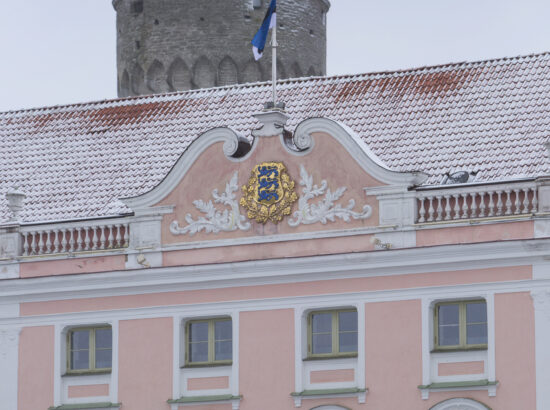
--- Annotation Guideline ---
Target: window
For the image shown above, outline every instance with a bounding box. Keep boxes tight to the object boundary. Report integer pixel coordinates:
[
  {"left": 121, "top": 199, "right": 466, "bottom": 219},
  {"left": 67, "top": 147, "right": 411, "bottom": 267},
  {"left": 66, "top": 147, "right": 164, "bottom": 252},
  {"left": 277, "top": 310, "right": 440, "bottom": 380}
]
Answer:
[
  {"left": 186, "top": 318, "right": 232, "bottom": 366},
  {"left": 308, "top": 309, "right": 357, "bottom": 358},
  {"left": 434, "top": 300, "right": 487, "bottom": 350},
  {"left": 67, "top": 326, "right": 112, "bottom": 374}
]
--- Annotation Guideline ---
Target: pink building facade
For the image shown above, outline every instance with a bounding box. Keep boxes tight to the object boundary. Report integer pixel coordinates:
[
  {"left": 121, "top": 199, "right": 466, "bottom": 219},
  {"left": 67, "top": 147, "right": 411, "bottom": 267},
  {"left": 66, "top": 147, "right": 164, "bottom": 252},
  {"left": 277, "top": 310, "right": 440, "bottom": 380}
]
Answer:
[{"left": 2, "top": 52, "right": 550, "bottom": 410}]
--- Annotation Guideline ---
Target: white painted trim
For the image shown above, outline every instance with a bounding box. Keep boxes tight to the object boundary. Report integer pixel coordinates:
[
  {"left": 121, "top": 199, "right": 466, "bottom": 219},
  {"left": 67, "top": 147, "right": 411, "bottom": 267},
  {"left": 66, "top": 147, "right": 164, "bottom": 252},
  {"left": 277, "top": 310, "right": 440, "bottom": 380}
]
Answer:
[
  {"left": 172, "top": 316, "right": 180, "bottom": 400},
  {"left": 292, "top": 117, "right": 428, "bottom": 186},
  {"left": 430, "top": 397, "right": 491, "bottom": 410},
  {"left": 3, "top": 238, "right": 550, "bottom": 306},
  {"left": 120, "top": 127, "right": 251, "bottom": 210},
  {"left": 531, "top": 288, "right": 550, "bottom": 410},
  {"left": 0, "top": 327, "right": 20, "bottom": 410},
  {"left": 54, "top": 320, "right": 118, "bottom": 407},
  {"left": 421, "top": 293, "right": 496, "bottom": 399}
]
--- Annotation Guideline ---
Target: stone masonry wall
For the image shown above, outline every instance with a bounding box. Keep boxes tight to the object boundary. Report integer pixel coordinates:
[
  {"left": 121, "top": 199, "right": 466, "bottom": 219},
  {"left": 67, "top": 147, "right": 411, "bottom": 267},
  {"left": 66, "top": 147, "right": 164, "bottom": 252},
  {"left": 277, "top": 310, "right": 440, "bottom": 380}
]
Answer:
[{"left": 113, "top": 0, "right": 330, "bottom": 97}]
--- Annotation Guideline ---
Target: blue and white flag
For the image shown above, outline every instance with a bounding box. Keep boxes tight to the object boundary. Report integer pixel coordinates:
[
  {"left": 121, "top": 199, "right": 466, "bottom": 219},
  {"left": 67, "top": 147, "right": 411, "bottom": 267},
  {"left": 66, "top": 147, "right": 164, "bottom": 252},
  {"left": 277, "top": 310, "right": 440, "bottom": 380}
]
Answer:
[{"left": 251, "top": 0, "right": 276, "bottom": 61}]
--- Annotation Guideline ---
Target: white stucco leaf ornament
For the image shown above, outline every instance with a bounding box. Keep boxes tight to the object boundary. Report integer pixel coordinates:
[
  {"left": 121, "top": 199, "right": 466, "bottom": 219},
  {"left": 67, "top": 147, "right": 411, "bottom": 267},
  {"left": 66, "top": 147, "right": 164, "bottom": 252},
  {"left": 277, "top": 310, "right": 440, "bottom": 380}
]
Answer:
[
  {"left": 170, "top": 172, "right": 251, "bottom": 236},
  {"left": 288, "top": 165, "right": 372, "bottom": 226}
]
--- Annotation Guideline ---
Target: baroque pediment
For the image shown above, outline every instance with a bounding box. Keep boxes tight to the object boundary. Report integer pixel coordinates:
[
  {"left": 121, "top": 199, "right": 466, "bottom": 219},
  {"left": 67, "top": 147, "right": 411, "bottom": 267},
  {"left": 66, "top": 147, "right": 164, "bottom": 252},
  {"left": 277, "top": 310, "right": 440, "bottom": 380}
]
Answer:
[{"left": 120, "top": 111, "right": 428, "bottom": 243}]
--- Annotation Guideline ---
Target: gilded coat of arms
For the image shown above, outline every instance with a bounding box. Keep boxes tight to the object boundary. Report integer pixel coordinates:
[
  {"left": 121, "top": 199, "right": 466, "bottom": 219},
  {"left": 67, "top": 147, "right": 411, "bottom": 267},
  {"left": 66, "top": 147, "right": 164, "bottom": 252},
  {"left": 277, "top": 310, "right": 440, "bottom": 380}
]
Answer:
[{"left": 240, "top": 162, "right": 298, "bottom": 224}]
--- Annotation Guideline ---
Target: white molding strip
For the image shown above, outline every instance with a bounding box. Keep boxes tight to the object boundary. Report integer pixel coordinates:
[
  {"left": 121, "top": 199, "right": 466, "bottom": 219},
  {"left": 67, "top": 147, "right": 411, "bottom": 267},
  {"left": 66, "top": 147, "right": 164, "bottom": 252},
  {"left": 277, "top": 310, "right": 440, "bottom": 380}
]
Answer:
[{"left": 2, "top": 238, "right": 550, "bottom": 305}]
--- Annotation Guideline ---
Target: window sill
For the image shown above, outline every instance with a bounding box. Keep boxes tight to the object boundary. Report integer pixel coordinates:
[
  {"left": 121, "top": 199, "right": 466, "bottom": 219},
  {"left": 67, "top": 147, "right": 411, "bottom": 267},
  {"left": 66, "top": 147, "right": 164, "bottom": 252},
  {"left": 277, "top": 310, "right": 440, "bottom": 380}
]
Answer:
[
  {"left": 181, "top": 362, "right": 232, "bottom": 369},
  {"left": 167, "top": 395, "right": 242, "bottom": 409},
  {"left": 418, "top": 379, "right": 498, "bottom": 400},
  {"left": 48, "top": 402, "right": 120, "bottom": 410},
  {"left": 62, "top": 370, "right": 111, "bottom": 377},
  {"left": 290, "top": 387, "right": 367, "bottom": 407},
  {"left": 303, "top": 353, "right": 358, "bottom": 361},
  {"left": 431, "top": 347, "right": 488, "bottom": 353}
]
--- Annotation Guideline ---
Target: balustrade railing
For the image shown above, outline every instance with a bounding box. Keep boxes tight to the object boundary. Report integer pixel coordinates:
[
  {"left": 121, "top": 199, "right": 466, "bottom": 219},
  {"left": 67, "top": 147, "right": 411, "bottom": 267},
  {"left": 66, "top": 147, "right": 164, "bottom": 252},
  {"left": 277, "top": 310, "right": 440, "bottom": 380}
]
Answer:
[
  {"left": 20, "top": 219, "right": 129, "bottom": 256},
  {"left": 416, "top": 181, "right": 538, "bottom": 223}
]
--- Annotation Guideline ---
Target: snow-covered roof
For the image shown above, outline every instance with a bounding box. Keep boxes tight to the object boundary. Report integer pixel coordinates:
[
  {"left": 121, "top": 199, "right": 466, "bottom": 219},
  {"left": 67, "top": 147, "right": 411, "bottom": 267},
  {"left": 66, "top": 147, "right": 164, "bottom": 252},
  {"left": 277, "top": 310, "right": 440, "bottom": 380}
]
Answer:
[{"left": 2, "top": 52, "right": 550, "bottom": 224}]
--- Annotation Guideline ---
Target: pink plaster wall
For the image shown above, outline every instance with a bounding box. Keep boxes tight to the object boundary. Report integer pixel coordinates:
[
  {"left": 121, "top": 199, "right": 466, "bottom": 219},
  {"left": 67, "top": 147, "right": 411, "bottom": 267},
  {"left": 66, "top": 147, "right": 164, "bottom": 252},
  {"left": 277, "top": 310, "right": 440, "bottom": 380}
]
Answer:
[
  {"left": 438, "top": 361, "right": 484, "bottom": 376},
  {"left": 20, "top": 255, "right": 126, "bottom": 278},
  {"left": 18, "top": 326, "right": 54, "bottom": 410},
  {"left": 492, "top": 292, "right": 536, "bottom": 408},
  {"left": 20, "top": 265, "right": 531, "bottom": 316},
  {"left": 187, "top": 376, "right": 229, "bottom": 391},
  {"left": 118, "top": 318, "right": 173, "bottom": 410},
  {"left": 163, "top": 234, "right": 375, "bottom": 267},
  {"left": 158, "top": 132, "right": 384, "bottom": 246},
  {"left": 239, "top": 309, "right": 295, "bottom": 410},
  {"left": 364, "top": 300, "right": 423, "bottom": 408},
  {"left": 419, "top": 292, "right": 536, "bottom": 409},
  {"left": 310, "top": 369, "right": 355, "bottom": 384},
  {"left": 67, "top": 384, "right": 109, "bottom": 398},
  {"left": 416, "top": 221, "right": 534, "bottom": 247}
]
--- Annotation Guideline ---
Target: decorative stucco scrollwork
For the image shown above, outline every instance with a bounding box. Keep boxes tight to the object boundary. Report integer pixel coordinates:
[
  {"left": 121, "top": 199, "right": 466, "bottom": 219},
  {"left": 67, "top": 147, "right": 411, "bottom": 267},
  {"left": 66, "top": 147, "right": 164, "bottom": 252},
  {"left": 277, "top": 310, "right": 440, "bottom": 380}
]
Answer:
[
  {"left": 170, "top": 172, "right": 251, "bottom": 236},
  {"left": 288, "top": 165, "right": 372, "bottom": 226}
]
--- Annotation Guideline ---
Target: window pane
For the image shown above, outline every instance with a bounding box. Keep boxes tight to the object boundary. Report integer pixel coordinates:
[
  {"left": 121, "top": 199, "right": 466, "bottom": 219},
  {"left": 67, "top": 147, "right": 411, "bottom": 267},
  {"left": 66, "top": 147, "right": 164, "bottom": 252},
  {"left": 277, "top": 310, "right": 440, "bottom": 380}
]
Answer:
[
  {"left": 312, "top": 313, "right": 332, "bottom": 333},
  {"left": 215, "top": 340, "right": 232, "bottom": 361},
  {"left": 189, "top": 341, "right": 209, "bottom": 362},
  {"left": 215, "top": 320, "right": 232, "bottom": 341},
  {"left": 339, "top": 331, "right": 357, "bottom": 353},
  {"left": 466, "top": 302, "right": 487, "bottom": 323},
  {"left": 467, "top": 323, "right": 488, "bottom": 345},
  {"left": 439, "top": 324, "right": 460, "bottom": 346},
  {"left": 71, "top": 350, "right": 89, "bottom": 370},
  {"left": 312, "top": 333, "right": 332, "bottom": 354},
  {"left": 71, "top": 330, "right": 89, "bottom": 350},
  {"left": 95, "top": 328, "right": 112, "bottom": 349},
  {"left": 438, "top": 304, "right": 459, "bottom": 325},
  {"left": 95, "top": 349, "right": 112, "bottom": 369},
  {"left": 189, "top": 322, "right": 208, "bottom": 342},
  {"left": 338, "top": 311, "right": 357, "bottom": 332}
]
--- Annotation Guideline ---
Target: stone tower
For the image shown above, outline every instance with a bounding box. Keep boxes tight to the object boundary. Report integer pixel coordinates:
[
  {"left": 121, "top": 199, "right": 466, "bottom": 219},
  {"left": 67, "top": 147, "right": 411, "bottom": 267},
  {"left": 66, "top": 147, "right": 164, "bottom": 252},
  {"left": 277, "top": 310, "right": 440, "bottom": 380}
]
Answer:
[{"left": 112, "top": 0, "right": 330, "bottom": 97}]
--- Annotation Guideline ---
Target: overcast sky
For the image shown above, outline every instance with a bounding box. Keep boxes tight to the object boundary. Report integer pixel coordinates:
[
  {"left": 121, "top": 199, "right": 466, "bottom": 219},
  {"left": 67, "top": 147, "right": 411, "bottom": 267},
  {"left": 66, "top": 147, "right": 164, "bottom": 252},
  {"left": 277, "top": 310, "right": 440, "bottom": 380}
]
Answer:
[{"left": 1, "top": 0, "right": 549, "bottom": 112}]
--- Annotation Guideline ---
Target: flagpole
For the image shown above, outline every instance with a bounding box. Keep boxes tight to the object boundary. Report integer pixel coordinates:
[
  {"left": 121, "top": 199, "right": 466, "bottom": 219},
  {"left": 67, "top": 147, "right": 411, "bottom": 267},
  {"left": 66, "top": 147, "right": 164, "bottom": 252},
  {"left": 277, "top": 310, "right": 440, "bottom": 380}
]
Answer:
[{"left": 271, "top": 15, "right": 277, "bottom": 106}]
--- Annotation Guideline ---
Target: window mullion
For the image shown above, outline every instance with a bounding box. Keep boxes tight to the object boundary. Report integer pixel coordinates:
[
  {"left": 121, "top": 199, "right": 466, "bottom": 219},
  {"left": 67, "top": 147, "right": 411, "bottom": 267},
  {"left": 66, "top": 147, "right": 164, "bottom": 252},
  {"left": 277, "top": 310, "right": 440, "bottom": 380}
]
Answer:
[
  {"left": 208, "top": 320, "right": 214, "bottom": 363},
  {"left": 90, "top": 328, "right": 95, "bottom": 371},
  {"left": 332, "top": 312, "right": 338, "bottom": 354},
  {"left": 460, "top": 303, "right": 466, "bottom": 348}
]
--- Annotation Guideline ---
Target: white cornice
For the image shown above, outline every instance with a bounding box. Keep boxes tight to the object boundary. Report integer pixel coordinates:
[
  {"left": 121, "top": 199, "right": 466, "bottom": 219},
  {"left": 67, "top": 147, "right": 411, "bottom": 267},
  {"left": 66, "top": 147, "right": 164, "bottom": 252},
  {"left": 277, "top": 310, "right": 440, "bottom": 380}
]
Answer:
[
  {"left": 2, "top": 238, "right": 550, "bottom": 304},
  {"left": 120, "top": 127, "right": 252, "bottom": 210},
  {"left": 292, "top": 118, "right": 429, "bottom": 186}
]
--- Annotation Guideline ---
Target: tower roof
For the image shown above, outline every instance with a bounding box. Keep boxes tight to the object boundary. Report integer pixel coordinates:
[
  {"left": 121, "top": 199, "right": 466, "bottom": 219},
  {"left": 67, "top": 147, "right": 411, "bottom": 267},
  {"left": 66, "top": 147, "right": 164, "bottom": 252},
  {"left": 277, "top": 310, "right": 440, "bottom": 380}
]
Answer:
[{"left": 1, "top": 51, "right": 550, "bottom": 223}]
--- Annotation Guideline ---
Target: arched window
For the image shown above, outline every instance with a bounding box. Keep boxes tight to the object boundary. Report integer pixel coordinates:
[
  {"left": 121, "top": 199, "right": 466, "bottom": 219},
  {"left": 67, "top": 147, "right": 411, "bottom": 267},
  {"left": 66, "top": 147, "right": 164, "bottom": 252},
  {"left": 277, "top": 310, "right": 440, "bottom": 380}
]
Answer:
[
  {"left": 430, "top": 398, "right": 490, "bottom": 410},
  {"left": 310, "top": 406, "right": 351, "bottom": 410}
]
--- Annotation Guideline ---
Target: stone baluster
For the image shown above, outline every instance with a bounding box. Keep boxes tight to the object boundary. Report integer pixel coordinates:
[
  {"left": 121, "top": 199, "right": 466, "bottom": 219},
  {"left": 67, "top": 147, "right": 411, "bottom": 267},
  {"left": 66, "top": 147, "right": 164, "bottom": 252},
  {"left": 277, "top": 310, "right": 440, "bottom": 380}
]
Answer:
[
  {"left": 92, "top": 227, "right": 99, "bottom": 250},
  {"left": 22, "top": 232, "right": 29, "bottom": 256},
  {"left": 532, "top": 188, "right": 538, "bottom": 212},
  {"left": 108, "top": 225, "right": 114, "bottom": 248},
  {"left": 427, "top": 197, "right": 434, "bottom": 222},
  {"left": 488, "top": 191, "right": 495, "bottom": 217},
  {"left": 478, "top": 191, "right": 486, "bottom": 217},
  {"left": 443, "top": 194, "right": 451, "bottom": 220},
  {"left": 435, "top": 196, "right": 443, "bottom": 221},
  {"left": 522, "top": 188, "right": 530, "bottom": 213},
  {"left": 461, "top": 193, "right": 469, "bottom": 219},
  {"left": 496, "top": 190, "right": 503, "bottom": 215},
  {"left": 100, "top": 225, "right": 106, "bottom": 250},
  {"left": 452, "top": 194, "right": 460, "bottom": 220},
  {"left": 61, "top": 229, "right": 67, "bottom": 252},
  {"left": 470, "top": 192, "right": 478, "bottom": 218},
  {"left": 513, "top": 189, "right": 521, "bottom": 214},
  {"left": 505, "top": 189, "right": 512, "bottom": 215}
]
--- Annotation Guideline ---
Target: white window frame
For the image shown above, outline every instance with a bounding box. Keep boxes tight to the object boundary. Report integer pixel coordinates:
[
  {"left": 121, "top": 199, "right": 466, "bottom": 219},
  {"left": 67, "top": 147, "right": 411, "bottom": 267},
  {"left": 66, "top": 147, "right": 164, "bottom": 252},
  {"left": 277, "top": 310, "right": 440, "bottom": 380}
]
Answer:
[{"left": 421, "top": 293, "right": 496, "bottom": 400}]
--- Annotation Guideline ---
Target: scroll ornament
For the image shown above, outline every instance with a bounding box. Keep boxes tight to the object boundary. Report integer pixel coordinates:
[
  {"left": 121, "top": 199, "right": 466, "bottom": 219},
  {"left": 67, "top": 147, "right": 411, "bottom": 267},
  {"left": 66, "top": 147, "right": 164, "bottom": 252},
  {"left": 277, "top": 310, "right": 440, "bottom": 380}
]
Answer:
[
  {"left": 288, "top": 165, "right": 372, "bottom": 226},
  {"left": 169, "top": 172, "right": 251, "bottom": 236}
]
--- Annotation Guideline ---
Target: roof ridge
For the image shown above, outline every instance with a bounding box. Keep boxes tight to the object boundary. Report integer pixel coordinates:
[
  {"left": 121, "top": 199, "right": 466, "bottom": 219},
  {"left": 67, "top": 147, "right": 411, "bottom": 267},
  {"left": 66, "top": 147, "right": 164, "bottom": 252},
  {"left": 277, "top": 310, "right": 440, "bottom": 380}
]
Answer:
[{"left": 1, "top": 50, "right": 549, "bottom": 116}]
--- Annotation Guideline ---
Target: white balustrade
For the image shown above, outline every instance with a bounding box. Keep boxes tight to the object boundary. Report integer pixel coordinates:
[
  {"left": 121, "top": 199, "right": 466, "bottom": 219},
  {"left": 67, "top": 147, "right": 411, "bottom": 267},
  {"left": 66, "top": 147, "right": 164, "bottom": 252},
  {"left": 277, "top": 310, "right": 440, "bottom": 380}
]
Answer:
[
  {"left": 20, "top": 219, "right": 129, "bottom": 256},
  {"left": 416, "top": 182, "right": 538, "bottom": 223}
]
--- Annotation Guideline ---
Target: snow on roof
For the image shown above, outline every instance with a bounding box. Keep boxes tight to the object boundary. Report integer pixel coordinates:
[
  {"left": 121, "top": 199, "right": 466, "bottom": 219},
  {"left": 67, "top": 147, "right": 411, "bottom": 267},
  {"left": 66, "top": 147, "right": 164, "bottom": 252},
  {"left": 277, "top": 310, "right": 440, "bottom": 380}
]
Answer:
[{"left": 1, "top": 52, "right": 550, "bottom": 223}]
